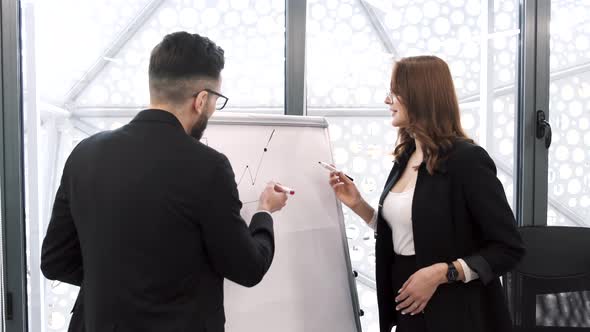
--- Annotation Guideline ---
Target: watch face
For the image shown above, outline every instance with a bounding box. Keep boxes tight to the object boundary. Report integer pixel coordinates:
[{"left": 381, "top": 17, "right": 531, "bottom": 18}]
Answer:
[{"left": 447, "top": 265, "right": 458, "bottom": 281}]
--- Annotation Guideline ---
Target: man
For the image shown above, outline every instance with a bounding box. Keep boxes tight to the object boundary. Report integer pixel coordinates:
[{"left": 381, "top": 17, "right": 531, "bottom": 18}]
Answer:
[{"left": 41, "top": 31, "right": 288, "bottom": 332}]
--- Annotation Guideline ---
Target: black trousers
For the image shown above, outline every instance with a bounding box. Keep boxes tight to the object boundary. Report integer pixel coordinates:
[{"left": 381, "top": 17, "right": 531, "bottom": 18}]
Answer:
[{"left": 391, "top": 255, "right": 428, "bottom": 332}]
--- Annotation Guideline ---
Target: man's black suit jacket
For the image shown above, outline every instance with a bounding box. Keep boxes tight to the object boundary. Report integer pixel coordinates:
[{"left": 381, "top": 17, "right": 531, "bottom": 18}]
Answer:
[{"left": 41, "top": 109, "right": 275, "bottom": 332}]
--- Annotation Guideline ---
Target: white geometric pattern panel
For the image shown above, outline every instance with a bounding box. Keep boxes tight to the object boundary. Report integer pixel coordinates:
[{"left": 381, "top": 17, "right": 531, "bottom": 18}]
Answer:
[
  {"left": 329, "top": 117, "right": 397, "bottom": 278},
  {"left": 489, "top": 93, "right": 517, "bottom": 170},
  {"left": 36, "top": 123, "right": 89, "bottom": 332},
  {"left": 306, "top": 0, "right": 392, "bottom": 107},
  {"left": 31, "top": 0, "right": 153, "bottom": 106},
  {"left": 306, "top": 0, "right": 520, "bottom": 108},
  {"left": 548, "top": 74, "right": 590, "bottom": 227},
  {"left": 548, "top": 0, "right": 590, "bottom": 227},
  {"left": 77, "top": 0, "right": 285, "bottom": 110},
  {"left": 549, "top": 0, "right": 590, "bottom": 72},
  {"left": 356, "top": 282, "right": 379, "bottom": 332}
]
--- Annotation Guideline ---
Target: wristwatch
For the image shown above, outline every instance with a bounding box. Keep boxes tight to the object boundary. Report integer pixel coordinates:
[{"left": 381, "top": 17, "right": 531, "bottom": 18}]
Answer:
[{"left": 446, "top": 262, "right": 459, "bottom": 283}]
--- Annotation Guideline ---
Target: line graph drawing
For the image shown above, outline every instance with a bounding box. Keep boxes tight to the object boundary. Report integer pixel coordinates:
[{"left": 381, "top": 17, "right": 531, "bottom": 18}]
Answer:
[
  {"left": 236, "top": 129, "right": 275, "bottom": 187},
  {"left": 199, "top": 129, "right": 277, "bottom": 206}
]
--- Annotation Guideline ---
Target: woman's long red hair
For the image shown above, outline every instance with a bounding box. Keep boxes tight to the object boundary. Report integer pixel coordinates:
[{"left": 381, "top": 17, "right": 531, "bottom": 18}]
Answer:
[{"left": 391, "top": 56, "right": 473, "bottom": 174}]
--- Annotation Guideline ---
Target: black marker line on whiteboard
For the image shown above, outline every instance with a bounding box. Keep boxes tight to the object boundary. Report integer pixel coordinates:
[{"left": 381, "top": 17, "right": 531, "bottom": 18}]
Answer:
[{"left": 237, "top": 129, "right": 276, "bottom": 186}]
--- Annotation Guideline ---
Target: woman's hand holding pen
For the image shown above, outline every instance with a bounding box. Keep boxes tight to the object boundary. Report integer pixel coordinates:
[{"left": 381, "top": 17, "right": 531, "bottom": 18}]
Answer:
[
  {"left": 328, "top": 168, "right": 375, "bottom": 224},
  {"left": 330, "top": 171, "right": 375, "bottom": 223},
  {"left": 329, "top": 169, "right": 362, "bottom": 209}
]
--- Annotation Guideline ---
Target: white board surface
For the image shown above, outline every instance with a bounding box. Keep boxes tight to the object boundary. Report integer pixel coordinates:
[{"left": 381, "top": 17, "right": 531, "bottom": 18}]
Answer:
[{"left": 203, "top": 113, "right": 361, "bottom": 332}]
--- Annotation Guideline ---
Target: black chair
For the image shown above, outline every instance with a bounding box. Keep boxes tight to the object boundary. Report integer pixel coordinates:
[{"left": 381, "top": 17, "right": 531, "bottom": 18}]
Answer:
[{"left": 505, "top": 226, "right": 590, "bottom": 332}]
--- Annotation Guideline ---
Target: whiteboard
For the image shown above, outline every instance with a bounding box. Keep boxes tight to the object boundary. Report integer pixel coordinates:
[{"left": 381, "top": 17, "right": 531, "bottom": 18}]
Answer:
[{"left": 203, "top": 113, "right": 362, "bottom": 332}]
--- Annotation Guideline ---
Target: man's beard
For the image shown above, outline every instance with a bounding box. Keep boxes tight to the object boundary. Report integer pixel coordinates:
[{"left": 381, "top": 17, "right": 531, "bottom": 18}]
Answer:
[{"left": 190, "top": 112, "right": 209, "bottom": 140}]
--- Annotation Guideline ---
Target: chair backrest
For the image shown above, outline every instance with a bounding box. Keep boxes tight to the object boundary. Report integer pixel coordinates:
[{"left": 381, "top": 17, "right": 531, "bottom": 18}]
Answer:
[{"left": 506, "top": 226, "right": 590, "bottom": 331}]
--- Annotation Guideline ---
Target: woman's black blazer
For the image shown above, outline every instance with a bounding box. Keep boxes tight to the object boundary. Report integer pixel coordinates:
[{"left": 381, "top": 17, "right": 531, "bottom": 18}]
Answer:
[{"left": 375, "top": 140, "right": 525, "bottom": 332}]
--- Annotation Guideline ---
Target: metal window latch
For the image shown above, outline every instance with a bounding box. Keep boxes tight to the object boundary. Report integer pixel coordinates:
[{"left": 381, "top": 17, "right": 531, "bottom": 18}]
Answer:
[{"left": 536, "top": 110, "right": 552, "bottom": 149}]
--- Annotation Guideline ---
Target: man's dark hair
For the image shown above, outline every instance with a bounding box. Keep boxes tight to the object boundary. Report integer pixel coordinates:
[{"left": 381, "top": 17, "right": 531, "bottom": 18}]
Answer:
[{"left": 149, "top": 31, "right": 225, "bottom": 104}]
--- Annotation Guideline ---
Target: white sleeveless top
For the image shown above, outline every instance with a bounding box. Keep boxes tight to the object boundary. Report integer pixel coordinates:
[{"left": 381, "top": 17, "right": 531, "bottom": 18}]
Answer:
[
  {"left": 366, "top": 187, "right": 479, "bottom": 282},
  {"left": 381, "top": 187, "right": 416, "bottom": 255}
]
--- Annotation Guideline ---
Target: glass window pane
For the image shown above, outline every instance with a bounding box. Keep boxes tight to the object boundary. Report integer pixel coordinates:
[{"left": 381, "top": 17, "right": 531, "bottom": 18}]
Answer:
[
  {"left": 34, "top": 0, "right": 155, "bottom": 106},
  {"left": 74, "top": 0, "right": 285, "bottom": 112},
  {"left": 547, "top": 1, "right": 590, "bottom": 227},
  {"left": 24, "top": 0, "right": 286, "bottom": 330},
  {"left": 32, "top": 0, "right": 285, "bottom": 113},
  {"left": 307, "top": 1, "right": 520, "bottom": 330}
]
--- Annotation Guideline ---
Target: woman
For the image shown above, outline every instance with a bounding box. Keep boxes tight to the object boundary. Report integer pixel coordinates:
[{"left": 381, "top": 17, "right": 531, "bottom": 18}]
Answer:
[{"left": 329, "top": 56, "right": 524, "bottom": 332}]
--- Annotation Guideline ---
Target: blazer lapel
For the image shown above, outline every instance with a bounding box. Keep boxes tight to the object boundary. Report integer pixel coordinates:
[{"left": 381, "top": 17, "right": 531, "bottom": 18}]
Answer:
[
  {"left": 379, "top": 142, "right": 415, "bottom": 207},
  {"left": 379, "top": 162, "right": 401, "bottom": 207}
]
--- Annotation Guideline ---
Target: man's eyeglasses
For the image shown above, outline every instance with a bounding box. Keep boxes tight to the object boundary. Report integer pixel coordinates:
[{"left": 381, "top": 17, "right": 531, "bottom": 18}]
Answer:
[{"left": 194, "top": 89, "right": 229, "bottom": 110}]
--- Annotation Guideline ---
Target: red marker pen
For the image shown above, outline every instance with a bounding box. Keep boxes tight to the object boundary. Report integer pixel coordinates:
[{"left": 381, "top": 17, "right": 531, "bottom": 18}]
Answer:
[{"left": 275, "top": 184, "right": 295, "bottom": 195}]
